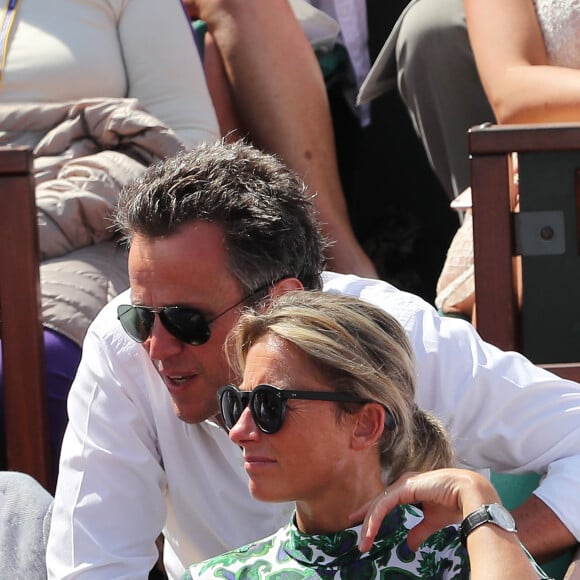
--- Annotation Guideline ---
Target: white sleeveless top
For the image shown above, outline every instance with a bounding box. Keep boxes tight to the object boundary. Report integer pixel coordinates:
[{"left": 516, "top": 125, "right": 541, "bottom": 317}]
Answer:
[{"left": 534, "top": 0, "right": 580, "bottom": 68}]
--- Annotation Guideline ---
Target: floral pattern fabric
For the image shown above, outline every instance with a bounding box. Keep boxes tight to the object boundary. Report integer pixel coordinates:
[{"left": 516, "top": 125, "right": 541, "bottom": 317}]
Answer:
[{"left": 184, "top": 505, "right": 469, "bottom": 579}]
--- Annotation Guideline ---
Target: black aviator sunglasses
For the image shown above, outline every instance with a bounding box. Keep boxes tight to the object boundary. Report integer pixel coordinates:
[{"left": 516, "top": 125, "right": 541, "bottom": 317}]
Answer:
[
  {"left": 117, "top": 286, "right": 267, "bottom": 346},
  {"left": 218, "top": 383, "right": 384, "bottom": 435}
]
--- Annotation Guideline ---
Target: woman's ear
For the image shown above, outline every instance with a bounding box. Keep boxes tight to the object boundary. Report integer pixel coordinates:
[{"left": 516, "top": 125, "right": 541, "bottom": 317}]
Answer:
[
  {"left": 269, "top": 277, "right": 304, "bottom": 298},
  {"left": 351, "top": 403, "right": 385, "bottom": 450}
]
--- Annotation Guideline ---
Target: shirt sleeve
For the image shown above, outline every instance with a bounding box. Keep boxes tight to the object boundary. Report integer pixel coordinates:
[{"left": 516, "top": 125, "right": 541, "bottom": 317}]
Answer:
[
  {"left": 46, "top": 305, "right": 168, "bottom": 579},
  {"left": 117, "top": 0, "right": 219, "bottom": 148},
  {"left": 409, "top": 310, "right": 580, "bottom": 543},
  {"left": 323, "top": 272, "right": 580, "bottom": 542}
]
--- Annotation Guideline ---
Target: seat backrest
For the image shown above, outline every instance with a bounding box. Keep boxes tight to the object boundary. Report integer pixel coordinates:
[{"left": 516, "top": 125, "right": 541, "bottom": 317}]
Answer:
[
  {"left": 469, "top": 123, "right": 580, "bottom": 383},
  {"left": 0, "top": 146, "right": 52, "bottom": 490}
]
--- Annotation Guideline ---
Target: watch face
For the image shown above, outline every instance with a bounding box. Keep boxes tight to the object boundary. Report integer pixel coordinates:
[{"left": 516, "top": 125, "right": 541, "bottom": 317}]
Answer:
[{"left": 488, "top": 503, "right": 516, "bottom": 531}]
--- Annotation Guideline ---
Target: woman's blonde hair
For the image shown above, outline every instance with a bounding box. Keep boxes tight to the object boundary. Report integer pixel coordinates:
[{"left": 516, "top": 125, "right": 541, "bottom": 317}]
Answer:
[{"left": 228, "top": 291, "right": 454, "bottom": 484}]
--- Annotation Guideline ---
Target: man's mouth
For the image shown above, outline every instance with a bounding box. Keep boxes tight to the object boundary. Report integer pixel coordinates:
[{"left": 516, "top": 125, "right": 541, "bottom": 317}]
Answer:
[
  {"left": 164, "top": 373, "right": 197, "bottom": 392},
  {"left": 168, "top": 375, "right": 190, "bottom": 385}
]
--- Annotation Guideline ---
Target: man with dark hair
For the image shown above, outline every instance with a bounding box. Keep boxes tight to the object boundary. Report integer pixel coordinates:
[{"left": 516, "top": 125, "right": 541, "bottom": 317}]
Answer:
[{"left": 47, "top": 140, "right": 580, "bottom": 578}]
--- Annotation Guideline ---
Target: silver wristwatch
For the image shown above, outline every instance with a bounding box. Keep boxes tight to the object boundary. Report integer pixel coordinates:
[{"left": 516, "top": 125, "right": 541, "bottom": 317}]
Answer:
[{"left": 459, "top": 503, "right": 517, "bottom": 545}]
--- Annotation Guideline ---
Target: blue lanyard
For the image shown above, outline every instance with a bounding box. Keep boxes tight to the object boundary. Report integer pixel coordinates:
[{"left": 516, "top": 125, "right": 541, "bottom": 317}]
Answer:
[{"left": 0, "top": 0, "right": 21, "bottom": 83}]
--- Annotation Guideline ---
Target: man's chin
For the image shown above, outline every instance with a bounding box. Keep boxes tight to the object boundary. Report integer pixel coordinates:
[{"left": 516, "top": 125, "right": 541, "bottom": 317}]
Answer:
[{"left": 172, "top": 401, "right": 218, "bottom": 425}]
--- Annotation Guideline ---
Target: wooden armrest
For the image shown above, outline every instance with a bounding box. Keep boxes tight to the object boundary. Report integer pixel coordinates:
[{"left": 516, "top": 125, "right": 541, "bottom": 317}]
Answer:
[{"left": 0, "top": 146, "right": 52, "bottom": 490}]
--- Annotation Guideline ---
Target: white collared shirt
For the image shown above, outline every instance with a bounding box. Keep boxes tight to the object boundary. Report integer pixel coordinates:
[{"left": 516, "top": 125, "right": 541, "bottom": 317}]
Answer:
[{"left": 47, "top": 272, "right": 580, "bottom": 579}]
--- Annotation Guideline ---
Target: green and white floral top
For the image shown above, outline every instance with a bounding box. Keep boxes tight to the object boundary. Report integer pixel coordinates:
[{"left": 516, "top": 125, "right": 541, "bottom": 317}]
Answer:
[{"left": 184, "top": 504, "right": 469, "bottom": 579}]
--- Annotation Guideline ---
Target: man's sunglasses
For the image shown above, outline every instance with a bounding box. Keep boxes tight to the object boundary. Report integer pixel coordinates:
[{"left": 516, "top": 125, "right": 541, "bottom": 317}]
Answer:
[
  {"left": 218, "top": 383, "right": 375, "bottom": 435},
  {"left": 117, "top": 287, "right": 266, "bottom": 346}
]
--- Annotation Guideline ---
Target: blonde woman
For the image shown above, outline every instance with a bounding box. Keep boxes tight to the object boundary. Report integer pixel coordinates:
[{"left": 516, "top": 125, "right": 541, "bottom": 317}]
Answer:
[{"left": 186, "top": 291, "right": 548, "bottom": 579}]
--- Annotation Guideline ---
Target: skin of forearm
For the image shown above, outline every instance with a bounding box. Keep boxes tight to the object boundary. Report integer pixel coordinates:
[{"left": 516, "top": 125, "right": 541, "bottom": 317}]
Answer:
[
  {"left": 199, "top": 0, "right": 352, "bottom": 226},
  {"left": 194, "top": 0, "right": 378, "bottom": 277},
  {"left": 485, "top": 65, "right": 580, "bottom": 124},
  {"left": 448, "top": 477, "right": 537, "bottom": 579},
  {"left": 512, "top": 494, "right": 578, "bottom": 562},
  {"left": 465, "top": 0, "right": 580, "bottom": 125},
  {"left": 202, "top": 34, "right": 243, "bottom": 137},
  {"left": 467, "top": 525, "right": 539, "bottom": 580}
]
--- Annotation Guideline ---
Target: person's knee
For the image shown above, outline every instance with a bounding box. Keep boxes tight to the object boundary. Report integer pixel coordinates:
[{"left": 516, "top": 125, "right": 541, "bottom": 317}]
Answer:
[
  {"left": 396, "top": 0, "right": 466, "bottom": 76},
  {"left": 0, "top": 472, "right": 53, "bottom": 578},
  {"left": 0, "top": 472, "right": 53, "bottom": 513},
  {"left": 0, "top": 471, "right": 53, "bottom": 548}
]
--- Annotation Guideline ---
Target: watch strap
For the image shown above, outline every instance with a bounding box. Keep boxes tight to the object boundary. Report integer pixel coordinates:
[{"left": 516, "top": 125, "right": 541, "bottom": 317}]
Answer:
[
  {"left": 460, "top": 506, "right": 490, "bottom": 544},
  {"left": 459, "top": 504, "right": 516, "bottom": 545}
]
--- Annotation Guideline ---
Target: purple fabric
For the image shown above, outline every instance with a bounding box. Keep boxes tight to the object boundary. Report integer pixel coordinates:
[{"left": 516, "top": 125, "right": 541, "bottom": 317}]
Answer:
[{"left": 0, "top": 328, "right": 81, "bottom": 476}]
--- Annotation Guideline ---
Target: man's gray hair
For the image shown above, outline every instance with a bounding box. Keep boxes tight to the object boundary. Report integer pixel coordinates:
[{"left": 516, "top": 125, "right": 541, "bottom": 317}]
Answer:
[{"left": 115, "top": 140, "right": 328, "bottom": 293}]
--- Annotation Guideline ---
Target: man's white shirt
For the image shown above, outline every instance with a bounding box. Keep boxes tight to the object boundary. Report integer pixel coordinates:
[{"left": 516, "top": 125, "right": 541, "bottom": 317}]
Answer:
[{"left": 47, "top": 272, "right": 580, "bottom": 579}]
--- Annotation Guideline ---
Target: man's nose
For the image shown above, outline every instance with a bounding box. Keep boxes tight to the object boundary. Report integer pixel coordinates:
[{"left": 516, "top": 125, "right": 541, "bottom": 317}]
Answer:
[{"left": 145, "top": 315, "right": 183, "bottom": 360}]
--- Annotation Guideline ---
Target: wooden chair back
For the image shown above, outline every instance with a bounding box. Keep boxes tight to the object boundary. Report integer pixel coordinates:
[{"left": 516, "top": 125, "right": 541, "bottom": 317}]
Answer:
[
  {"left": 0, "top": 146, "right": 52, "bottom": 490},
  {"left": 469, "top": 123, "right": 580, "bottom": 382}
]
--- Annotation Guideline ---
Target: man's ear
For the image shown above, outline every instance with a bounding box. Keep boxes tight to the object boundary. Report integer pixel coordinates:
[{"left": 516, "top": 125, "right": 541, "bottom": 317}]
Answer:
[
  {"left": 269, "top": 277, "right": 304, "bottom": 298},
  {"left": 352, "top": 403, "right": 385, "bottom": 450}
]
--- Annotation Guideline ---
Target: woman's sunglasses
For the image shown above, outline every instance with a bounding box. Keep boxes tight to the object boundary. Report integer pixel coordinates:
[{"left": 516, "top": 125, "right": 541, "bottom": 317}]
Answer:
[
  {"left": 218, "top": 383, "right": 374, "bottom": 434},
  {"left": 117, "top": 287, "right": 265, "bottom": 346}
]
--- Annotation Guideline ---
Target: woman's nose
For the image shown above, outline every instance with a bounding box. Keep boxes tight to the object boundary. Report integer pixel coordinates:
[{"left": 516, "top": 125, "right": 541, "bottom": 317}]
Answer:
[{"left": 229, "top": 405, "right": 259, "bottom": 444}]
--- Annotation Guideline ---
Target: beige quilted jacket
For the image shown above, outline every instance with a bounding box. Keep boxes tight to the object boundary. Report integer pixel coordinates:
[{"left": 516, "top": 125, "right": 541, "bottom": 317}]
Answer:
[{"left": 0, "top": 98, "right": 185, "bottom": 344}]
